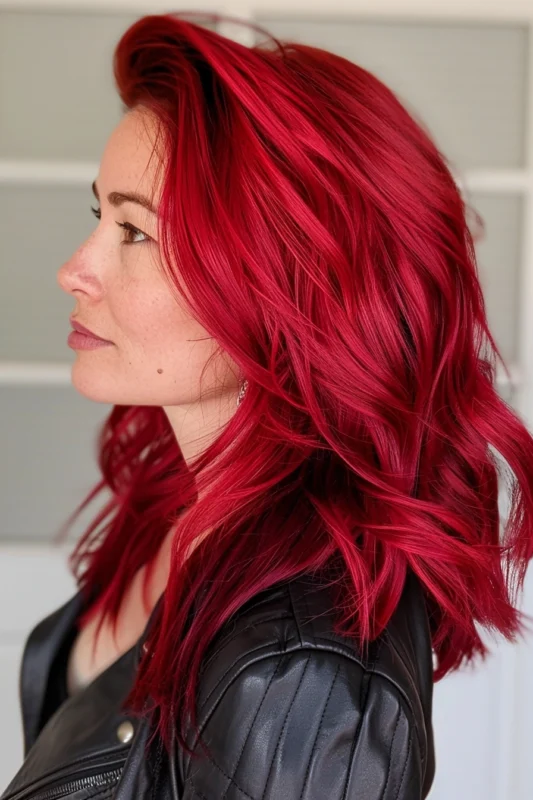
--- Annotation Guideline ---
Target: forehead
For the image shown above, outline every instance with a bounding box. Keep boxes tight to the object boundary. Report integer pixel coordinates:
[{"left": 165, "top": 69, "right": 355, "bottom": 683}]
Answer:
[{"left": 99, "top": 108, "right": 163, "bottom": 202}]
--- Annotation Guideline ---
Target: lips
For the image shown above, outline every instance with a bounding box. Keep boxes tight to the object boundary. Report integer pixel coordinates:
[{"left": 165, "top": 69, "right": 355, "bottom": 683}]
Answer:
[{"left": 69, "top": 318, "right": 111, "bottom": 343}]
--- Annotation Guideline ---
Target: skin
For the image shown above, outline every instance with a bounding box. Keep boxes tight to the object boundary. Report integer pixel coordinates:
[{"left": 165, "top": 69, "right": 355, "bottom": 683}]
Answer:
[
  {"left": 57, "top": 106, "right": 242, "bottom": 468},
  {"left": 57, "top": 107, "right": 242, "bottom": 691}
]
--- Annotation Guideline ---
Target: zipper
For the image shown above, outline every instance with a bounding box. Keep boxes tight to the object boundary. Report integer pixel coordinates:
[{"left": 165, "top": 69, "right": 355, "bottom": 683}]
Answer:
[
  {"left": 22, "top": 767, "right": 123, "bottom": 800},
  {"left": 4, "top": 757, "right": 127, "bottom": 800}
]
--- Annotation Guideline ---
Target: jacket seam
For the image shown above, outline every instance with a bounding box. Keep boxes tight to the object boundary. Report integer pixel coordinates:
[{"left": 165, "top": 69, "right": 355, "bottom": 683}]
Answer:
[
  {"left": 192, "top": 647, "right": 427, "bottom": 800},
  {"left": 186, "top": 762, "right": 254, "bottom": 799},
  {"left": 194, "top": 586, "right": 426, "bottom": 768},
  {"left": 199, "top": 631, "right": 296, "bottom": 717},
  {"left": 195, "top": 638, "right": 425, "bottom": 766},
  {"left": 300, "top": 634, "right": 426, "bottom": 763},
  {"left": 287, "top": 581, "right": 303, "bottom": 647},
  {"left": 298, "top": 659, "right": 342, "bottom": 800},
  {"left": 395, "top": 725, "right": 413, "bottom": 800},
  {"left": 261, "top": 652, "right": 313, "bottom": 799},
  {"left": 381, "top": 706, "right": 402, "bottom": 797},
  {"left": 221, "top": 653, "right": 286, "bottom": 798},
  {"left": 198, "top": 611, "right": 294, "bottom": 679},
  {"left": 340, "top": 637, "right": 383, "bottom": 800},
  {"left": 382, "top": 628, "right": 427, "bottom": 765}
]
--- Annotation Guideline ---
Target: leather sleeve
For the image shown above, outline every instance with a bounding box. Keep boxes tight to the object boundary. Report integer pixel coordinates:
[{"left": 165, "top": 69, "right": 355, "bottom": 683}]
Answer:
[{"left": 182, "top": 647, "right": 426, "bottom": 799}]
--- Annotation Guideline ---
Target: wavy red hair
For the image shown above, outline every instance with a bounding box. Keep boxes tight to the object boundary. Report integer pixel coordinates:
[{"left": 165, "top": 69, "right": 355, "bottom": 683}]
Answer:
[{"left": 56, "top": 10, "right": 533, "bottom": 759}]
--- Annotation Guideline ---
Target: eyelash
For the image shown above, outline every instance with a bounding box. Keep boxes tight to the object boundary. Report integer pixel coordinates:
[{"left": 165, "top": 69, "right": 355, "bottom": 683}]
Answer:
[{"left": 90, "top": 205, "right": 150, "bottom": 245}]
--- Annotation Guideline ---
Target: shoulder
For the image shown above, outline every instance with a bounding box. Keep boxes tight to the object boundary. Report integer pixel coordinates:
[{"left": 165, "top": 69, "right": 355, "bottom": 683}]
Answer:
[{"left": 181, "top": 569, "right": 436, "bottom": 799}]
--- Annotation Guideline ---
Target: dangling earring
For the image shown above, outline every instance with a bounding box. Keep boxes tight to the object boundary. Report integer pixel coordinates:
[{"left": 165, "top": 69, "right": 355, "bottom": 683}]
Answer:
[{"left": 236, "top": 378, "right": 248, "bottom": 407}]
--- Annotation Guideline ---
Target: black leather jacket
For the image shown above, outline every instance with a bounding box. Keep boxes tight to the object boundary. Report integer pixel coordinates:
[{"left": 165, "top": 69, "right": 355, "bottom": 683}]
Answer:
[{"left": 1, "top": 568, "right": 435, "bottom": 799}]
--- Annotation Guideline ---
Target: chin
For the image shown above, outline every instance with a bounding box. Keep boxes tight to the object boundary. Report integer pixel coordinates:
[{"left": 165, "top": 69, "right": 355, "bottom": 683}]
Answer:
[
  {"left": 70, "top": 360, "right": 168, "bottom": 407},
  {"left": 70, "top": 359, "right": 122, "bottom": 405}
]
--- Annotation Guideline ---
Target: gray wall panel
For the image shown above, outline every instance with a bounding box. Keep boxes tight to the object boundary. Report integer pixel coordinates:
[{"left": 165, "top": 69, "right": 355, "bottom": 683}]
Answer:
[
  {"left": 0, "top": 184, "right": 97, "bottom": 361},
  {"left": 256, "top": 17, "right": 528, "bottom": 169},
  {"left": 0, "top": 385, "right": 111, "bottom": 543}
]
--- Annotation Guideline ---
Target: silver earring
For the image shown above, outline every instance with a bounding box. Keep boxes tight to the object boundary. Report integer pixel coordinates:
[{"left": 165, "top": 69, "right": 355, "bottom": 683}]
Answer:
[{"left": 236, "top": 378, "right": 248, "bottom": 407}]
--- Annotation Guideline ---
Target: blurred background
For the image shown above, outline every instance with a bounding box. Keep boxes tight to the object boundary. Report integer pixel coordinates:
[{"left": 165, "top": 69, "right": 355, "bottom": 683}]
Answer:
[{"left": 1, "top": 0, "right": 533, "bottom": 797}]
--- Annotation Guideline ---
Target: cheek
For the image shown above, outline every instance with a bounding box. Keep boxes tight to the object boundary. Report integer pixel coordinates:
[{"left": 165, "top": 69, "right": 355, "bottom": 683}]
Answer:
[
  {"left": 114, "top": 282, "right": 209, "bottom": 363},
  {"left": 110, "top": 269, "right": 175, "bottom": 337}
]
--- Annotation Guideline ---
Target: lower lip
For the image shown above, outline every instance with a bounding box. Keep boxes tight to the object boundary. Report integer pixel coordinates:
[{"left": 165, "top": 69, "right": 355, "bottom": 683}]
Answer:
[{"left": 67, "top": 331, "right": 113, "bottom": 350}]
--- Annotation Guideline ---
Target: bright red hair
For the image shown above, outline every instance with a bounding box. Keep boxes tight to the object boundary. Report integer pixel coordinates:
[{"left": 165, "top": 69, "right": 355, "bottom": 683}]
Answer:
[{"left": 57, "top": 10, "right": 533, "bottom": 759}]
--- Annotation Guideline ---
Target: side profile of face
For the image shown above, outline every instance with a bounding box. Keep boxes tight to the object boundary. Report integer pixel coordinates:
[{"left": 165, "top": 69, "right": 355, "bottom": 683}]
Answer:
[{"left": 57, "top": 108, "right": 239, "bottom": 419}]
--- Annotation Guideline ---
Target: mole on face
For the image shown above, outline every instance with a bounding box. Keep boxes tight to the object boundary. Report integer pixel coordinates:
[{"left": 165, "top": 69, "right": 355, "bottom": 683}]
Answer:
[{"left": 157, "top": 368, "right": 163, "bottom": 374}]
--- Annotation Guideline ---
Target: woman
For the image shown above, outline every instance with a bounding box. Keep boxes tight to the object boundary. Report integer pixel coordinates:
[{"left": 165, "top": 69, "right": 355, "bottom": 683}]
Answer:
[{"left": 3, "top": 10, "right": 533, "bottom": 799}]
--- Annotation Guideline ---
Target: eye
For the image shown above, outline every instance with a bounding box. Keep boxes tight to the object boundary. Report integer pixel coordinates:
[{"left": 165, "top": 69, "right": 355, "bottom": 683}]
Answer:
[
  {"left": 116, "top": 221, "right": 150, "bottom": 245},
  {"left": 90, "top": 205, "right": 150, "bottom": 245}
]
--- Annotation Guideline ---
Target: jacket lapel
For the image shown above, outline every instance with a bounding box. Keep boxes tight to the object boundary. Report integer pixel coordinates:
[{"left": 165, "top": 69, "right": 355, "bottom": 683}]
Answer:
[{"left": 19, "top": 588, "right": 84, "bottom": 755}]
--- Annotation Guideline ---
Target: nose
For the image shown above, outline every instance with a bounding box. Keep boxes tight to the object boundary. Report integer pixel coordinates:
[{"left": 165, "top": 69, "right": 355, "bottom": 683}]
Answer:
[{"left": 57, "top": 241, "right": 104, "bottom": 300}]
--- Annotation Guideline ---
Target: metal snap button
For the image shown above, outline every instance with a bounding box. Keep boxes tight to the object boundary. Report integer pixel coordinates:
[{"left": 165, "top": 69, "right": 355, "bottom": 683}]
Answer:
[{"left": 116, "top": 720, "right": 135, "bottom": 744}]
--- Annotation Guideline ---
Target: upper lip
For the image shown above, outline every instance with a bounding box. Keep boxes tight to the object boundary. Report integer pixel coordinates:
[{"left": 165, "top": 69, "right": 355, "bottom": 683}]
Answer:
[{"left": 70, "top": 317, "right": 111, "bottom": 342}]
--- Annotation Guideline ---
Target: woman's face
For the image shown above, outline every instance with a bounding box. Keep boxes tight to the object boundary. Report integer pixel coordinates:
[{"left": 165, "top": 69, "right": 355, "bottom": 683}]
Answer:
[{"left": 57, "top": 107, "right": 237, "bottom": 409}]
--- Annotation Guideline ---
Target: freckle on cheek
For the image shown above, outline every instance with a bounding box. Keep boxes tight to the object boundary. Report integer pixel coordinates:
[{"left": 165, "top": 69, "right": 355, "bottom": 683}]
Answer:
[{"left": 157, "top": 368, "right": 163, "bottom": 374}]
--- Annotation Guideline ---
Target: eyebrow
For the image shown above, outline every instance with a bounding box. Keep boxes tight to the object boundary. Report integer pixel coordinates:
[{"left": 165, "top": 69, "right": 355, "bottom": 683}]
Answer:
[{"left": 92, "top": 180, "right": 157, "bottom": 215}]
